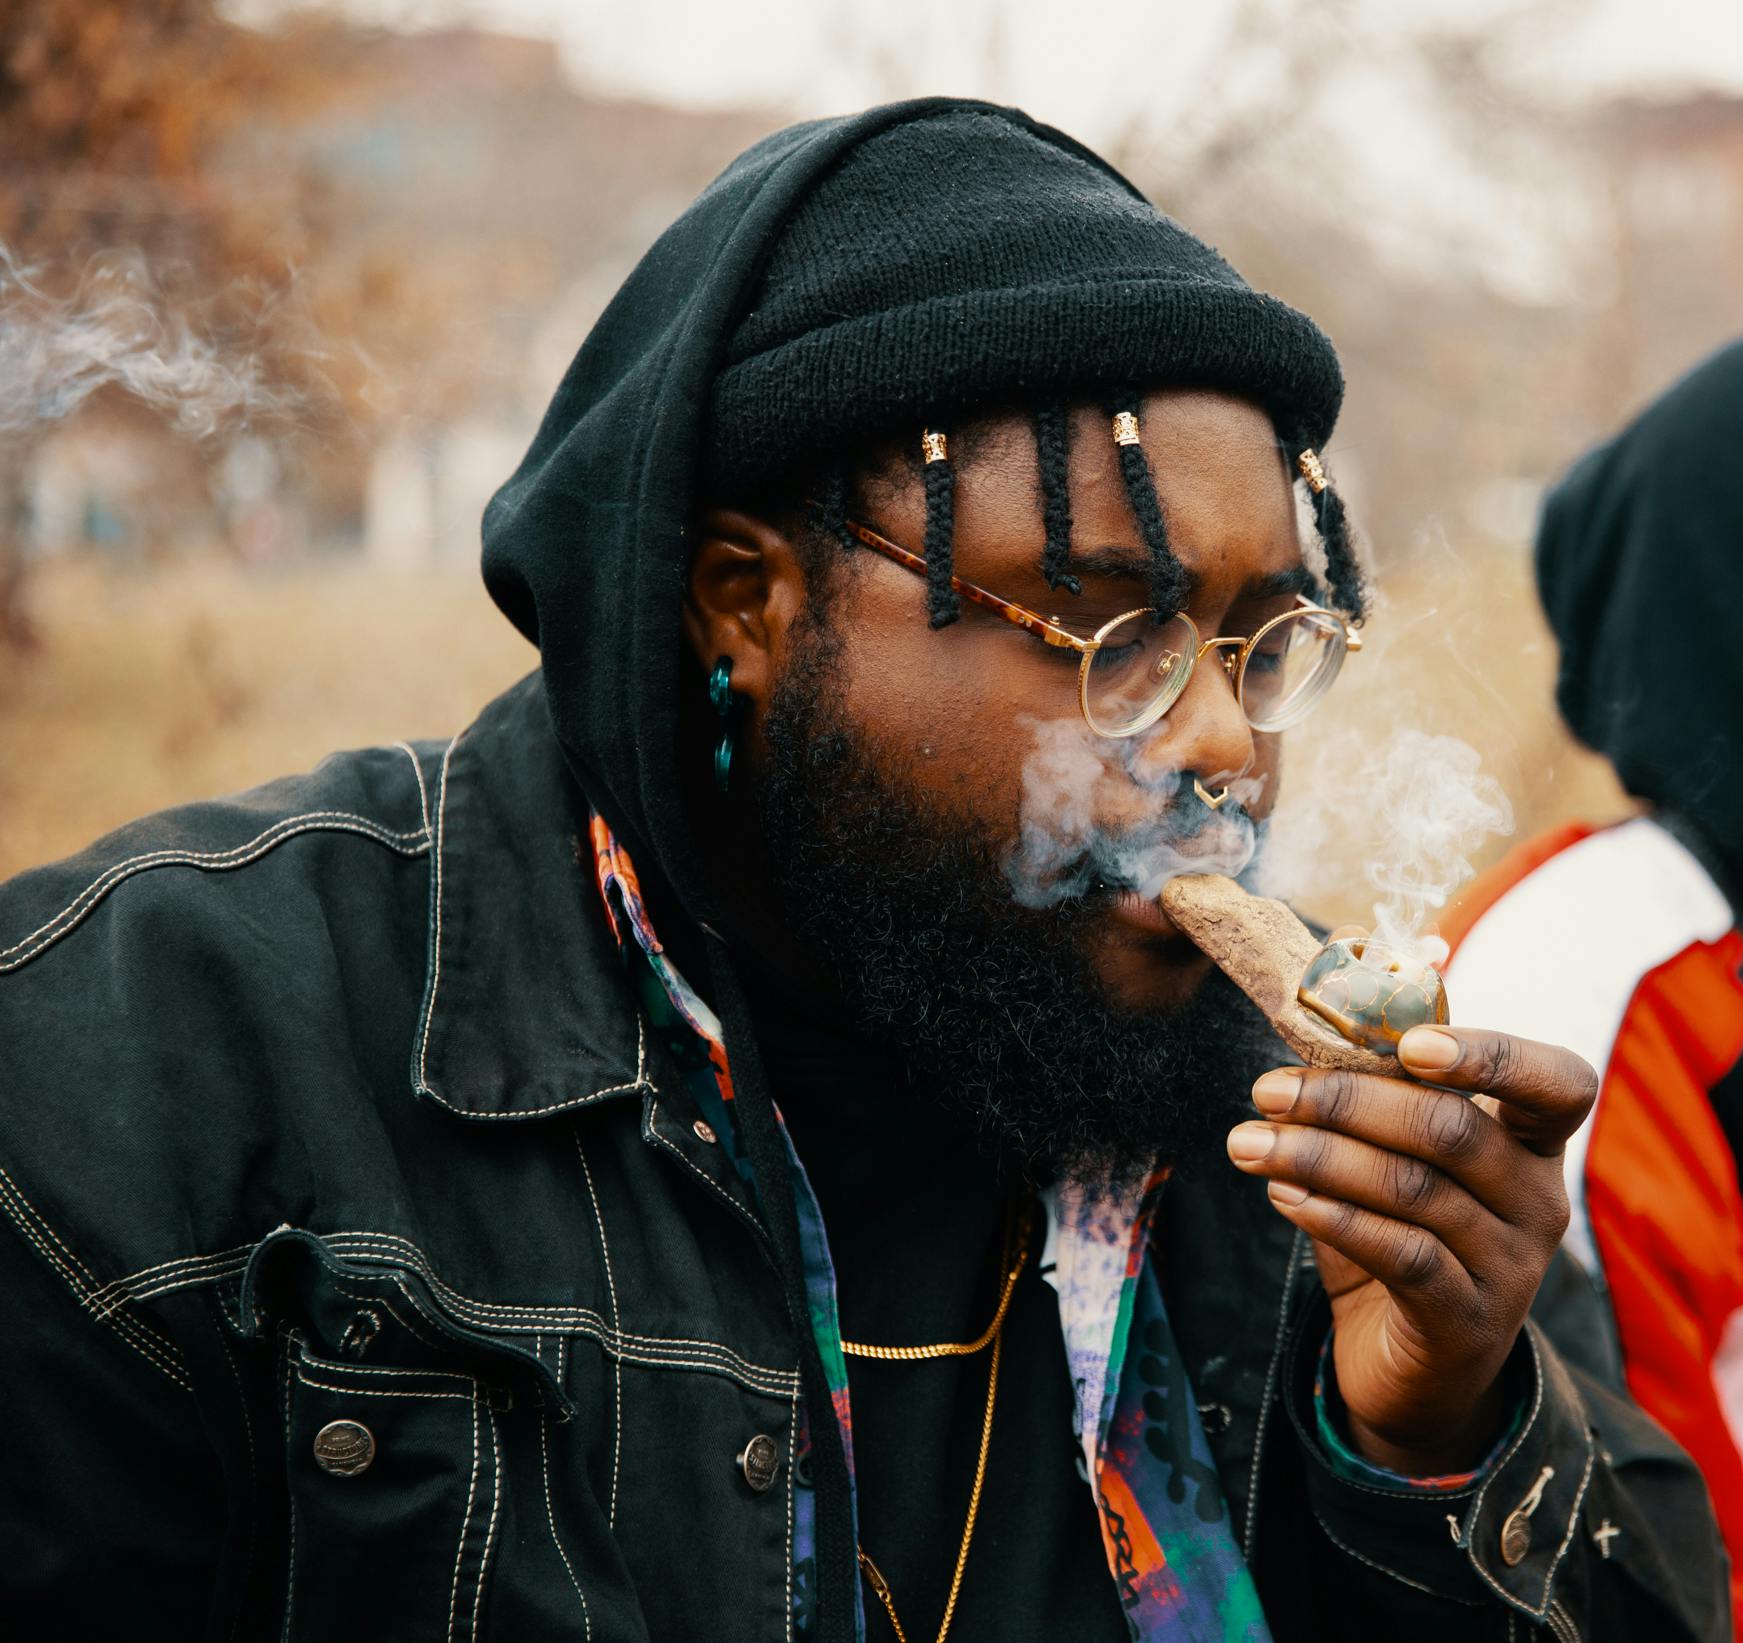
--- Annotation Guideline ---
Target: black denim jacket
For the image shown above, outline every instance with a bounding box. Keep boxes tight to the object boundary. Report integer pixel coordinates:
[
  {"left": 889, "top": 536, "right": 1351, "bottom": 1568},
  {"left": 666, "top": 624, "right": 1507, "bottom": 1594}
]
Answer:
[{"left": 0, "top": 677, "right": 1729, "bottom": 1640}]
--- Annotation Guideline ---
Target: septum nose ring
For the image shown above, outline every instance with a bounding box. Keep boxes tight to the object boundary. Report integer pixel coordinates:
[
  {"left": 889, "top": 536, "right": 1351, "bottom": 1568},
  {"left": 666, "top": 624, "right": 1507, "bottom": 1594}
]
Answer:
[{"left": 1194, "top": 778, "right": 1231, "bottom": 811}]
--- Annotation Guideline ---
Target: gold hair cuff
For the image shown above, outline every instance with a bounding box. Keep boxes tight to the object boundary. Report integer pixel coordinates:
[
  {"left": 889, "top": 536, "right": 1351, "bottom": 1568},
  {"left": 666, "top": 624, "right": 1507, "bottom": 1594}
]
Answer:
[
  {"left": 1297, "top": 449, "right": 1327, "bottom": 494},
  {"left": 1112, "top": 411, "right": 1141, "bottom": 448},
  {"left": 921, "top": 430, "right": 949, "bottom": 465}
]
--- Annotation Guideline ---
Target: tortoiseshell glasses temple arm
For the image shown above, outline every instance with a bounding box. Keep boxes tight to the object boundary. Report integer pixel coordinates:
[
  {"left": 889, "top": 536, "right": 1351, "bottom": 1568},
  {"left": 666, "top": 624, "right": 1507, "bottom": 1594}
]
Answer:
[{"left": 829, "top": 513, "right": 1091, "bottom": 651}]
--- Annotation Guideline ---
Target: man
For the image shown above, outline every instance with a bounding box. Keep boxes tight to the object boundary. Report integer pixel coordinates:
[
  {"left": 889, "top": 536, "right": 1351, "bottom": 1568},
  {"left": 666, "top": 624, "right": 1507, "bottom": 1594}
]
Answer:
[
  {"left": 1442, "top": 339, "right": 1743, "bottom": 1631},
  {"left": 0, "top": 100, "right": 1725, "bottom": 1641}
]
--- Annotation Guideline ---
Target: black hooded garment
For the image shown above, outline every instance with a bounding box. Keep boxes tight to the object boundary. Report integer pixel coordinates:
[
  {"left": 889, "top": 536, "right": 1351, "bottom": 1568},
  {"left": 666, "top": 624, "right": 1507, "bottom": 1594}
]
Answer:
[
  {"left": 478, "top": 98, "right": 1349, "bottom": 1633},
  {"left": 480, "top": 96, "right": 1343, "bottom": 930},
  {"left": 1537, "top": 338, "right": 1743, "bottom": 913}
]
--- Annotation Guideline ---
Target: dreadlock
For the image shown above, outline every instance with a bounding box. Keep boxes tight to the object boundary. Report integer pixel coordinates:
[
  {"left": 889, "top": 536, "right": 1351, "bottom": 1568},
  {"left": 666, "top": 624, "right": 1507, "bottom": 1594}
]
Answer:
[
  {"left": 818, "top": 458, "right": 860, "bottom": 561},
  {"left": 1033, "top": 404, "right": 1080, "bottom": 596},
  {"left": 1110, "top": 399, "right": 1192, "bottom": 617},
  {"left": 1294, "top": 441, "right": 1366, "bottom": 622},
  {"left": 920, "top": 428, "right": 960, "bottom": 628},
  {"left": 805, "top": 407, "right": 1362, "bottom": 637}
]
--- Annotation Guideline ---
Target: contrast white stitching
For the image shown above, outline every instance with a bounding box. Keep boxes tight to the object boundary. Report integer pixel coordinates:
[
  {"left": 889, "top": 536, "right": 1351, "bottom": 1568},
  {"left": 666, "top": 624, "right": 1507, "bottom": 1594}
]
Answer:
[
  {"left": 87, "top": 1220, "right": 800, "bottom": 1394},
  {"left": 395, "top": 740, "right": 434, "bottom": 839},
  {"left": 1540, "top": 1443, "right": 1596, "bottom": 1612},
  {"left": 321, "top": 1230, "right": 794, "bottom": 1386},
  {"left": 417, "top": 733, "right": 463, "bottom": 1102},
  {"left": 412, "top": 731, "right": 652, "bottom": 1118},
  {"left": 418, "top": 1020, "right": 648, "bottom": 1120},
  {"left": 295, "top": 1350, "right": 473, "bottom": 1384},
  {"left": 0, "top": 811, "right": 429, "bottom": 972},
  {"left": 1244, "top": 1226, "right": 1305, "bottom": 1560},
  {"left": 0, "top": 1164, "right": 190, "bottom": 1388},
  {"left": 319, "top": 1266, "right": 452, "bottom": 1358},
  {"left": 643, "top": 1094, "right": 761, "bottom": 1232},
  {"left": 280, "top": 1343, "right": 298, "bottom": 1643},
  {"left": 0, "top": 1180, "right": 179, "bottom": 1378},
  {"left": 472, "top": 1399, "right": 503, "bottom": 1641},
  {"left": 215, "top": 1323, "right": 258, "bottom": 1643},
  {"left": 785, "top": 1378, "right": 798, "bottom": 1643},
  {"left": 1313, "top": 1510, "right": 1449, "bottom": 1598},
  {"left": 541, "top": 1413, "right": 593, "bottom": 1640},
  {"left": 573, "top": 1128, "right": 623, "bottom": 1530},
  {"left": 1466, "top": 1327, "right": 1565, "bottom": 1619},
  {"left": 292, "top": 1370, "right": 472, "bottom": 1401},
  {"left": 446, "top": 1381, "right": 483, "bottom": 1643},
  {"left": 102, "top": 1240, "right": 257, "bottom": 1297}
]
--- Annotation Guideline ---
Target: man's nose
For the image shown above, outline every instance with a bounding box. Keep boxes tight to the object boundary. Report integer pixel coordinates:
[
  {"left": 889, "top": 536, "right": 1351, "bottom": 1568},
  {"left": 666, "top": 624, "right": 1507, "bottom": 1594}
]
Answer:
[{"left": 1128, "top": 647, "right": 1255, "bottom": 789}]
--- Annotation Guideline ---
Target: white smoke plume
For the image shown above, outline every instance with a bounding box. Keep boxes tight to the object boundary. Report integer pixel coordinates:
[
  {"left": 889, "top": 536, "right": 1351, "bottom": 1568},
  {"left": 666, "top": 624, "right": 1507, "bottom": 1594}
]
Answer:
[
  {"left": 1257, "top": 726, "right": 1513, "bottom": 964},
  {"left": 1004, "top": 715, "right": 1265, "bottom": 908},
  {"left": 1005, "top": 712, "right": 1512, "bottom": 964},
  {"left": 0, "top": 244, "right": 317, "bottom": 441}
]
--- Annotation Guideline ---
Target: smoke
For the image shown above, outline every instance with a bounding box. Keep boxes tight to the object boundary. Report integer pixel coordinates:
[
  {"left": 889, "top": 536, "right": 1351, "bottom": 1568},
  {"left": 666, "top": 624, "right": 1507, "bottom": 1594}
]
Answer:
[
  {"left": 1004, "top": 712, "right": 1512, "bottom": 964},
  {"left": 1256, "top": 726, "right": 1512, "bottom": 964},
  {"left": 1003, "top": 715, "right": 1265, "bottom": 907},
  {"left": 0, "top": 244, "right": 320, "bottom": 442}
]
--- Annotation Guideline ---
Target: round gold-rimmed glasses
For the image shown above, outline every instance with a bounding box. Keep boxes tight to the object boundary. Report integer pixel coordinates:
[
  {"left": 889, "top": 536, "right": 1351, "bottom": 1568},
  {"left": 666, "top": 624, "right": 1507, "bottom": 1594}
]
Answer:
[
  {"left": 826, "top": 511, "right": 1362, "bottom": 740},
  {"left": 1075, "top": 604, "right": 1357, "bottom": 737}
]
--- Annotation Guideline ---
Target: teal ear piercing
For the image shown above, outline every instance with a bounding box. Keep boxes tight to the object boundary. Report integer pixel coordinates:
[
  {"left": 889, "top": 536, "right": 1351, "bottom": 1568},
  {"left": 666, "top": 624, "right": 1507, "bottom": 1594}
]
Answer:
[{"left": 709, "top": 656, "right": 740, "bottom": 793}]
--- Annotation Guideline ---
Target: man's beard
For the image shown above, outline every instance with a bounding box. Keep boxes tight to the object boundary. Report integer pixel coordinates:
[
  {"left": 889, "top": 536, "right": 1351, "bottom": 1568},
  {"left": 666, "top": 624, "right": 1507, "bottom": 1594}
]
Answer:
[{"left": 755, "top": 612, "right": 1282, "bottom": 1187}]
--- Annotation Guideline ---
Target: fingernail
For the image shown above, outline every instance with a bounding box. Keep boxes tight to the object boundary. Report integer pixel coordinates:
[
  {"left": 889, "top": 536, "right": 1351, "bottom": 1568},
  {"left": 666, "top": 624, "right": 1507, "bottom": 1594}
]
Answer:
[
  {"left": 1400, "top": 1027, "right": 1459, "bottom": 1070},
  {"left": 1267, "top": 1181, "right": 1309, "bottom": 1206},
  {"left": 1227, "top": 1123, "right": 1276, "bottom": 1163},
  {"left": 1252, "top": 1069, "right": 1302, "bottom": 1114}
]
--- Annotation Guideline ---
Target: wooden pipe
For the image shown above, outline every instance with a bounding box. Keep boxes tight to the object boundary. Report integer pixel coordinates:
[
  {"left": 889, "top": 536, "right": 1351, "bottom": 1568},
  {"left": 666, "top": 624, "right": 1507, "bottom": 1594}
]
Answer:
[{"left": 1157, "top": 874, "right": 1447, "bottom": 1075}]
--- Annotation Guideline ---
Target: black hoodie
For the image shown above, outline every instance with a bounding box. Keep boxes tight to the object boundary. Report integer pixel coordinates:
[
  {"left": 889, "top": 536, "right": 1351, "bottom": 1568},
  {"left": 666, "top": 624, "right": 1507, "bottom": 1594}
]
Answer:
[
  {"left": 1537, "top": 338, "right": 1743, "bottom": 913},
  {"left": 476, "top": 100, "right": 1351, "bottom": 1629},
  {"left": 479, "top": 97, "right": 1342, "bottom": 929}
]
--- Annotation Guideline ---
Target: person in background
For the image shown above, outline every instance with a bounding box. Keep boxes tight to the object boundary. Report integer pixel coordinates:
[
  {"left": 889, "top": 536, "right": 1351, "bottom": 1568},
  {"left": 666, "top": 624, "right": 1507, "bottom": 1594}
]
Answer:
[{"left": 1442, "top": 338, "right": 1743, "bottom": 1628}]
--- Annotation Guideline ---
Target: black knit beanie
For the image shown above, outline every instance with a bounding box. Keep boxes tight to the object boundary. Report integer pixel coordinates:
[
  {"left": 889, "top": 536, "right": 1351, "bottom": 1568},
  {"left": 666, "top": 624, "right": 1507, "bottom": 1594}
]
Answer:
[
  {"left": 702, "top": 106, "right": 1358, "bottom": 625},
  {"left": 708, "top": 108, "right": 1342, "bottom": 487}
]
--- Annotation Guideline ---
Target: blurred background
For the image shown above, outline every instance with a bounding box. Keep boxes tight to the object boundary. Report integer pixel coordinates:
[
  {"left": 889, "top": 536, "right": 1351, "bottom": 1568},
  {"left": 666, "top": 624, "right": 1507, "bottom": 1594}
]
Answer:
[{"left": 4, "top": 0, "right": 1741, "bottom": 924}]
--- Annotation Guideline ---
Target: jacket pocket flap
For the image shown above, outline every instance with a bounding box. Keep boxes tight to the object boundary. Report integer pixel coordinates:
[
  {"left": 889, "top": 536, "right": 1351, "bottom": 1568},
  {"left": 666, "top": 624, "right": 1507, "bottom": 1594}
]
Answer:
[{"left": 241, "top": 1227, "right": 571, "bottom": 1416}]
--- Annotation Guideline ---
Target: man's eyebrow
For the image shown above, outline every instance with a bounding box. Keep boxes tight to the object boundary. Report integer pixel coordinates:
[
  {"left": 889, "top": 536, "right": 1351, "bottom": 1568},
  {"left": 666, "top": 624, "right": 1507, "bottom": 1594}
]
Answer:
[
  {"left": 1059, "top": 553, "right": 1316, "bottom": 599},
  {"left": 1242, "top": 564, "right": 1317, "bottom": 600},
  {"left": 1040, "top": 552, "right": 1317, "bottom": 610},
  {"left": 1066, "top": 544, "right": 1155, "bottom": 581}
]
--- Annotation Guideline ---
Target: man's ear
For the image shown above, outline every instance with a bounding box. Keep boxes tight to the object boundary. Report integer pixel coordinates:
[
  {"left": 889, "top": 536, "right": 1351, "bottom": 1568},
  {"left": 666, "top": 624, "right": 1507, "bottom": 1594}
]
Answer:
[{"left": 683, "top": 508, "right": 810, "bottom": 714}]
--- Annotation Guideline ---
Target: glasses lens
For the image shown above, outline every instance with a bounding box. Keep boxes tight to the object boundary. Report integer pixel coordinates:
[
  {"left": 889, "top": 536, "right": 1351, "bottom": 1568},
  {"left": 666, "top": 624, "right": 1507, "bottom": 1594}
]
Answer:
[
  {"left": 1240, "top": 608, "right": 1348, "bottom": 731},
  {"left": 1082, "top": 610, "right": 1198, "bottom": 736}
]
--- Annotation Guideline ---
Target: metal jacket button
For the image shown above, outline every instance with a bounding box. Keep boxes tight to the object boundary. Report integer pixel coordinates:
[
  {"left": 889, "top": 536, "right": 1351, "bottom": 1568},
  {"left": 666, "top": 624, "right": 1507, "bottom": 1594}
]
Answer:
[
  {"left": 736, "top": 1434, "right": 780, "bottom": 1493},
  {"left": 314, "top": 1419, "right": 377, "bottom": 1477}
]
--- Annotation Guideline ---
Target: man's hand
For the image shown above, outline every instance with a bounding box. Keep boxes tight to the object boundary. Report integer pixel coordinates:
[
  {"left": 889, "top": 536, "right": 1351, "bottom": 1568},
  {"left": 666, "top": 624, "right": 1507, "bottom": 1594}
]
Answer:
[{"left": 1225, "top": 1023, "right": 1598, "bottom": 1475}]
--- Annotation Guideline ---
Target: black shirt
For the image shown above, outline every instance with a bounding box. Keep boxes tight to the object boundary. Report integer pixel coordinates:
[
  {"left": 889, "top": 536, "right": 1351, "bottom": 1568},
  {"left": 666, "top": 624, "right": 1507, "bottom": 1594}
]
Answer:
[{"left": 749, "top": 979, "right": 1131, "bottom": 1642}]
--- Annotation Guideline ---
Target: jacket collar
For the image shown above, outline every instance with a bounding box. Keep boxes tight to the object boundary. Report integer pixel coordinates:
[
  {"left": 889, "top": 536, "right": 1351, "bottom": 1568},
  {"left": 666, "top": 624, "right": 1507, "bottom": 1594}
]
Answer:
[{"left": 411, "top": 674, "right": 649, "bottom": 1121}]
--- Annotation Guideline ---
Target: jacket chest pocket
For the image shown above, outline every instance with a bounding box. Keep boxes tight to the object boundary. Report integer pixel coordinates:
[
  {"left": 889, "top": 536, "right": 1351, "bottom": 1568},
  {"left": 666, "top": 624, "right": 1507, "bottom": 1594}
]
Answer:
[
  {"left": 244, "top": 1231, "right": 570, "bottom": 1642},
  {"left": 280, "top": 1334, "right": 506, "bottom": 1642}
]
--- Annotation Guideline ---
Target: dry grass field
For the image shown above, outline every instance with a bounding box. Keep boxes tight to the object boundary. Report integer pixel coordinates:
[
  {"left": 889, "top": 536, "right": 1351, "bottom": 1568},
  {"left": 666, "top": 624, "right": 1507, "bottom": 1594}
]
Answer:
[{"left": 0, "top": 555, "right": 535, "bottom": 883}]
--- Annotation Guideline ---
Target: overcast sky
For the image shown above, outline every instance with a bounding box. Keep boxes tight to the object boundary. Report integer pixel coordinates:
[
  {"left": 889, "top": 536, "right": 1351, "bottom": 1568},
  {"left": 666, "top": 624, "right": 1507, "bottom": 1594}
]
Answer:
[{"left": 239, "top": 0, "right": 1743, "bottom": 143}]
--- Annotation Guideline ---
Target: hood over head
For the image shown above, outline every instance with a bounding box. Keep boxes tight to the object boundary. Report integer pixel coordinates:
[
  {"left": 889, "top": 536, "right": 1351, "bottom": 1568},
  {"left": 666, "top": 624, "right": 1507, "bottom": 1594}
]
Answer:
[
  {"left": 480, "top": 97, "right": 1345, "bottom": 926},
  {"left": 1536, "top": 339, "right": 1743, "bottom": 905},
  {"left": 479, "top": 101, "right": 1352, "bottom": 1637}
]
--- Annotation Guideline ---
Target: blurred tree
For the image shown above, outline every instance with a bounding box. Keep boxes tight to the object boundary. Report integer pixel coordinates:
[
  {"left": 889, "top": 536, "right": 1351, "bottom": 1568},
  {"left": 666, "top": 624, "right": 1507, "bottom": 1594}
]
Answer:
[{"left": 0, "top": 0, "right": 354, "bottom": 644}]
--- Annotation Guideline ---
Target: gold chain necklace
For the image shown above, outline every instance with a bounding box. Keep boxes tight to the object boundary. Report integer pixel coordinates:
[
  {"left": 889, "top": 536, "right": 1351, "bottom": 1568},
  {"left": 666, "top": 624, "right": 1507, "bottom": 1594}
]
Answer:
[
  {"left": 838, "top": 1224, "right": 1028, "bottom": 1360},
  {"left": 845, "top": 1205, "right": 1032, "bottom": 1643}
]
